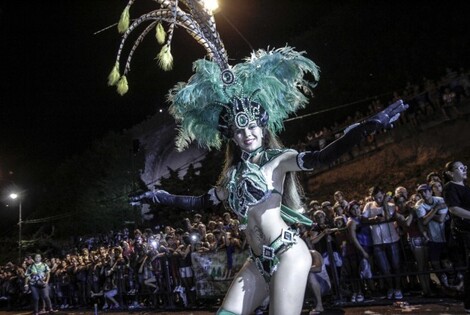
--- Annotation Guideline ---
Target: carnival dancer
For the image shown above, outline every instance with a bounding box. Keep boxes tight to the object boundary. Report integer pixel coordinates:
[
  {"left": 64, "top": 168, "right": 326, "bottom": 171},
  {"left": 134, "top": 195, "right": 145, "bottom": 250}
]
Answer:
[{"left": 107, "top": 1, "right": 408, "bottom": 314}]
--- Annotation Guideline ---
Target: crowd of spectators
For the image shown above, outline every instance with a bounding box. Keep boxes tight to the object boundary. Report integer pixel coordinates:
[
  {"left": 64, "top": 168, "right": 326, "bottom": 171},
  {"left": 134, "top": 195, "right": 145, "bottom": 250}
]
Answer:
[
  {"left": 1, "top": 162, "right": 468, "bottom": 312},
  {"left": 294, "top": 67, "right": 470, "bottom": 156},
  {"left": 300, "top": 170, "right": 465, "bottom": 305},
  {"left": 0, "top": 211, "right": 246, "bottom": 311}
]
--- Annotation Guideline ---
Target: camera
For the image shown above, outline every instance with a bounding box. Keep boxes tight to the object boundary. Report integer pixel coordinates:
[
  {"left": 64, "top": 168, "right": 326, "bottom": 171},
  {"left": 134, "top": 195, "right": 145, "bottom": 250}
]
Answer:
[
  {"left": 182, "top": 234, "right": 191, "bottom": 245},
  {"left": 189, "top": 232, "right": 200, "bottom": 244}
]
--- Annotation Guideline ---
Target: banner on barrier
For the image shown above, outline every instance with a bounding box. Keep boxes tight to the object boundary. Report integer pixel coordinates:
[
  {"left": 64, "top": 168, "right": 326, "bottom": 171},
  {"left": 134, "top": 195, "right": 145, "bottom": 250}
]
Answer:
[{"left": 191, "top": 249, "right": 249, "bottom": 298}]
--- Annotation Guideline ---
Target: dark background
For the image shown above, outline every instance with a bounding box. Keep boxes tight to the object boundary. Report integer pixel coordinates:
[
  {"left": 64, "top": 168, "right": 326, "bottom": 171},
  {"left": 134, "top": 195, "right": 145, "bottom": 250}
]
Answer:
[{"left": 1, "top": 0, "right": 469, "bottom": 195}]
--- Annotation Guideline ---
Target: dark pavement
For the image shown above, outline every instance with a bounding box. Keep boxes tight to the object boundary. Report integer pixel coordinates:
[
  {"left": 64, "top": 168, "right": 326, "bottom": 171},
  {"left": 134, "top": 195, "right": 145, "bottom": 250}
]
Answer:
[{"left": 1, "top": 296, "right": 469, "bottom": 315}]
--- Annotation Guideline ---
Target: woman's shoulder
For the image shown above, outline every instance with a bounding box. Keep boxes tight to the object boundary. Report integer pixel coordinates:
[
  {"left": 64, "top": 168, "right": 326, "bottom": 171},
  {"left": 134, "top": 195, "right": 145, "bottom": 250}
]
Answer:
[
  {"left": 263, "top": 148, "right": 298, "bottom": 163},
  {"left": 444, "top": 181, "right": 470, "bottom": 196},
  {"left": 265, "top": 148, "right": 297, "bottom": 156},
  {"left": 347, "top": 216, "right": 358, "bottom": 225}
]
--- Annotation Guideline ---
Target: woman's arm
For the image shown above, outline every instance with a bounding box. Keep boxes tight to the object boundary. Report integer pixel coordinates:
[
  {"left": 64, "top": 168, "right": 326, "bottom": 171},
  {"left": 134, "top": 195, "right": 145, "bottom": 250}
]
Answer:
[
  {"left": 308, "top": 229, "right": 331, "bottom": 245},
  {"left": 449, "top": 206, "right": 470, "bottom": 220},
  {"left": 432, "top": 210, "right": 447, "bottom": 223},
  {"left": 138, "top": 256, "right": 148, "bottom": 273},
  {"left": 44, "top": 267, "right": 51, "bottom": 283},
  {"left": 282, "top": 100, "right": 408, "bottom": 172},
  {"left": 130, "top": 187, "right": 226, "bottom": 210},
  {"left": 24, "top": 267, "right": 31, "bottom": 287},
  {"left": 347, "top": 219, "right": 369, "bottom": 259},
  {"left": 420, "top": 204, "right": 441, "bottom": 225}
]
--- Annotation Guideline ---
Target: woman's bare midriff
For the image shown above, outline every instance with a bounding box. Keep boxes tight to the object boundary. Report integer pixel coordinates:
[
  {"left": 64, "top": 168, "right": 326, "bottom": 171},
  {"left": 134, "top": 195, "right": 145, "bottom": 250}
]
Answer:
[{"left": 244, "top": 194, "right": 290, "bottom": 256}]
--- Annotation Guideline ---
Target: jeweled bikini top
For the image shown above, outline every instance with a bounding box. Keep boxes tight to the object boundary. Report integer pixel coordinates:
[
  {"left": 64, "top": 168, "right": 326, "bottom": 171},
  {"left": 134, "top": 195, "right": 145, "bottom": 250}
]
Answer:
[{"left": 226, "top": 148, "right": 292, "bottom": 219}]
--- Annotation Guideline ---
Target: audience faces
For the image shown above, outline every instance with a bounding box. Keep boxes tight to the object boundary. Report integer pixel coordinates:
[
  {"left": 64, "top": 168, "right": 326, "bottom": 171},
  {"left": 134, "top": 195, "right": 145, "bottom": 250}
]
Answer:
[
  {"left": 333, "top": 191, "right": 349, "bottom": 211},
  {"left": 2, "top": 158, "right": 470, "bottom": 310},
  {"left": 430, "top": 180, "right": 443, "bottom": 197}
]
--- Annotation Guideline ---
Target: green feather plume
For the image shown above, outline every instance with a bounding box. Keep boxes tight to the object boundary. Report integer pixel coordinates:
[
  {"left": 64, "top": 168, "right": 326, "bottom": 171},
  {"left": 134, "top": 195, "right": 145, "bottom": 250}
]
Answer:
[
  {"left": 155, "top": 23, "right": 166, "bottom": 45},
  {"left": 117, "top": 6, "right": 130, "bottom": 34},
  {"left": 156, "top": 44, "right": 173, "bottom": 71},
  {"left": 117, "top": 75, "right": 129, "bottom": 95},
  {"left": 168, "top": 46, "right": 320, "bottom": 151},
  {"left": 107, "top": 62, "right": 121, "bottom": 86}
]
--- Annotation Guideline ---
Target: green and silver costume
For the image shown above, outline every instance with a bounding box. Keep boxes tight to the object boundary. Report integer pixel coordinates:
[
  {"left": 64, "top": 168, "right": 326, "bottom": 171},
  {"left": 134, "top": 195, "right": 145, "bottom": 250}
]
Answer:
[{"left": 226, "top": 147, "right": 312, "bottom": 228}]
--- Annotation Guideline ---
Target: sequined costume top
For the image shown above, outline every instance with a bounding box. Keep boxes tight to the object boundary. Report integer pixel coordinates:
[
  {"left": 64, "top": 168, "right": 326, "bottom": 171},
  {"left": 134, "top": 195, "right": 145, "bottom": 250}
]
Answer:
[{"left": 225, "top": 148, "right": 292, "bottom": 219}]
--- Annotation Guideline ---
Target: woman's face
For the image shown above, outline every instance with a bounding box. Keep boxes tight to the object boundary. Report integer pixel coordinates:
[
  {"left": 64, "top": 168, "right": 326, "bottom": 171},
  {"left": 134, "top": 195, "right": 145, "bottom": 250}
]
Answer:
[
  {"left": 334, "top": 219, "right": 344, "bottom": 228},
  {"left": 350, "top": 204, "right": 361, "bottom": 217},
  {"left": 410, "top": 193, "right": 421, "bottom": 203},
  {"left": 395, "top": 195, "right": 407, "bottom": 207},
  {"left": 373, "top": 191, "right": 384, "bottom": 204},
  {"left": 449, "top": 161, "right": 467, "bottom": 182},
  {"left": 431, "top": 182, "right": 443, "bottom": 195},
  {"left": 232, "top": 121, "right": 263, "bottom": 152},
  {"left": 198, "top": 224, "right": 206, "bottom": 234},
  {"left": 334, "top": 206, "right": 344, "bottom": 216},
  {"left": 314, "top": 213, "right": 325, "bottom": 224},
  {"left": 334, "top": 192, "right": 343, "bottom": 202}
]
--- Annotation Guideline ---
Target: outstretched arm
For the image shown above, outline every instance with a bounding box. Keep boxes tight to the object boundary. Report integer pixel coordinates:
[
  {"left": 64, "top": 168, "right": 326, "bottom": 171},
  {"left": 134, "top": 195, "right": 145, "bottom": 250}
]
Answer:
[
  {"left": 297, "top": 100, "right": 408, "bottom": 171},
  {"left": 129, "top": 187, "right": 223, "bottom": 211}
]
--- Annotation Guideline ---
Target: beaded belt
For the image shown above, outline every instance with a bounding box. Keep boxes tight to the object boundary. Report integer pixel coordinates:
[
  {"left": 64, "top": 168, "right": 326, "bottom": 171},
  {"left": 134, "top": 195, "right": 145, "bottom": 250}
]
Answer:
[{"left": 249, "top": 228, "right": 298, "bottom": 282}]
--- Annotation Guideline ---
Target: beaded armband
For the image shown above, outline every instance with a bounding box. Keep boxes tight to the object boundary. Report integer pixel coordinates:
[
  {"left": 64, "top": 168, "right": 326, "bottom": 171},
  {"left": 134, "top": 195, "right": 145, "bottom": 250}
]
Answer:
[
  {"left": 296, "top": 152, "right": 314, "bottom": 171},
  {"left": 207, "top": 187, "right": 221, "bottom": 206}
]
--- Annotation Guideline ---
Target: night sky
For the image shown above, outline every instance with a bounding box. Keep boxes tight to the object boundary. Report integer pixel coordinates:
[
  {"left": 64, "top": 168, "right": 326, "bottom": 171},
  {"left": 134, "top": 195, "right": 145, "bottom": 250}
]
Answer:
[{"left": 1, "top": 0, "right": 470, "bottom": 188}]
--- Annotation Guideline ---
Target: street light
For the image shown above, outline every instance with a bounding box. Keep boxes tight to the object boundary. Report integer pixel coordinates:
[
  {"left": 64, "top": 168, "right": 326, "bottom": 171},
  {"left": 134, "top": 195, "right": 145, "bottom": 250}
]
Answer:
[
  {"left": 202, "top": 0, "right": 219, "bottom": 12},
  {"left": 9, "top": 193, "right": 22, "bottom": 264}
]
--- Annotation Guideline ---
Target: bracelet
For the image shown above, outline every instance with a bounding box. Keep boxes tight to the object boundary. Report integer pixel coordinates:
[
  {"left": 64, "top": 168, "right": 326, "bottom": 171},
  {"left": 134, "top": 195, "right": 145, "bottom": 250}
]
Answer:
[{"left": 296, "top": 152, "right": 313, "bottom": 171}]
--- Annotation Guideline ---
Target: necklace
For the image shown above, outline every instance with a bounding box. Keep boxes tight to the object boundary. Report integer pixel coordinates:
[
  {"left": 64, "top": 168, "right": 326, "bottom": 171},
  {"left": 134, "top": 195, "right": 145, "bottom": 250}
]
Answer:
[{"left": 241, "top": 146, "right": 264, "bottom": 162}]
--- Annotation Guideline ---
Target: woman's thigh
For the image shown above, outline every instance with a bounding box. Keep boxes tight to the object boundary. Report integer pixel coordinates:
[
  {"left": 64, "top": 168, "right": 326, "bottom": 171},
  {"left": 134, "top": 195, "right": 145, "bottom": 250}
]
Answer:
[
  {"left": 269, "top": 240, "right": 311, "bottom": 315},
  {"left": 219, "top": 259, "right": 268, "bottom": 315}
]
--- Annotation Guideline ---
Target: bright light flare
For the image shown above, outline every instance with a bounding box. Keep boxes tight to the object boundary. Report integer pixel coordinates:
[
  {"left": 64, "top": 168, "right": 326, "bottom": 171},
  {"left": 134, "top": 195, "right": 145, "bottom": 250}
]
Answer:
[
  {"left": 203, "top": 0, "right": 219, "bottom": 12},
  {"left": 9, "top": 193, "right": 18, "bottom": 200}
]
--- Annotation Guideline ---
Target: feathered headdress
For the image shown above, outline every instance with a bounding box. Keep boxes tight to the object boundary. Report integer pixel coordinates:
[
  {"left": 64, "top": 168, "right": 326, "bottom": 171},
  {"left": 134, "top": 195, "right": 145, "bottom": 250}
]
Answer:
[{"left": 109, "top": 0, "right": 320, "bottom": 151}]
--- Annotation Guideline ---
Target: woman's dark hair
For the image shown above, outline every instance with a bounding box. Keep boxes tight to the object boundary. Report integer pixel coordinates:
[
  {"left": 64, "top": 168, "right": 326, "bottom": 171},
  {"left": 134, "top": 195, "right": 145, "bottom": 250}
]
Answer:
[
  {"left": 426, "top": 171, "right": 441, "bottom": 183},
  {"left": 443, "top": 160, "right": 459, "bottom": 183},
  {"left": 368, "top": 185, "right": 383, "bottom": 196},
  {"left": 218, "top": 128, "right": 303, "bottom": 211}
]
